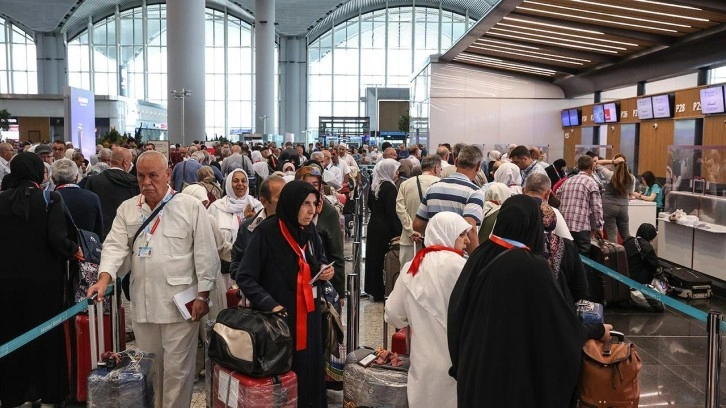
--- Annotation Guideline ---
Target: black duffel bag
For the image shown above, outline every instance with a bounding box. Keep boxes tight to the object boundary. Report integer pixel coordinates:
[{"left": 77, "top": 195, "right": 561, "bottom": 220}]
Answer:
[{"left": 208, "top": 307, "right": 293, "bottom": 378}]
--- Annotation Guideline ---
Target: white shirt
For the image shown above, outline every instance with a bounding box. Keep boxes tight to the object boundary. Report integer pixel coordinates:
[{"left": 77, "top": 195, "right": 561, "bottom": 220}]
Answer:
[
  {"left": 440, "top": 161, "right": 453, "bottom": 169},
  {"left": 326, "top": 164, "right": 345, "bottom": 187},
  {"left": 98, "top": 189, "right": 220, "bottom": 323},
  {"left": 0, "top": 157, "right": 10, "bottom": 184},
  {"left": 342, "top": 153, "right": 358, "bottom": 169},
  {"left": 408, "top": 156, "right": 421, "bottom": 168},
  {"left": 330, "top": 159, "right": 350, "bottom": 177},
  {"left": 385, "top": 252, "right": 465, "bottom": 408}
]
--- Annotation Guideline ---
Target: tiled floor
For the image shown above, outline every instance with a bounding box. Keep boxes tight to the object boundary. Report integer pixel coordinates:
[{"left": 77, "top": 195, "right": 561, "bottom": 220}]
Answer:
[{"left": 74, "top": 225, "right": 726, "bottom": 408}]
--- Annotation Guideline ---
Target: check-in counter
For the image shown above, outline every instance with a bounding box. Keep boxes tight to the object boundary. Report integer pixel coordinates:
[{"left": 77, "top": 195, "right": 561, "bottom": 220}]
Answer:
[
  {"left": 628, "top": 199, "right": 657, "bottom": 237},
  {"left": 656, "top": 192, "right": 726, "bottom": 281}
]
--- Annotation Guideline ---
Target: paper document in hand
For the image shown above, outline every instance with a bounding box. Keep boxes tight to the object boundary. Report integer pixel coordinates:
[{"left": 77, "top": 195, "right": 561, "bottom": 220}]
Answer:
[
  {"left": 310, "top": 262, "right": 334, "bottom": 285},
  {"left": 173, "top": 286, "right": 198, "bottom": 320}
]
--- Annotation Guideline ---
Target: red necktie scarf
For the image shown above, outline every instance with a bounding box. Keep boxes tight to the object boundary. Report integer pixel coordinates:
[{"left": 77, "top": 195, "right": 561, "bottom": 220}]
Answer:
[
  {"left": 407, "top": 245, "right": 465, "bottom": 277},
  {"left": 279, "top": 219, "right": 315, "bottom": 350}
]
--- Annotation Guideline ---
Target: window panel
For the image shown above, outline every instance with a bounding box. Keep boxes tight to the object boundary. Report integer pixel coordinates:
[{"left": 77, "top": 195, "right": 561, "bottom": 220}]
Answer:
[{"left": 333, "top": 75, "right": 359, "bottom": 101}]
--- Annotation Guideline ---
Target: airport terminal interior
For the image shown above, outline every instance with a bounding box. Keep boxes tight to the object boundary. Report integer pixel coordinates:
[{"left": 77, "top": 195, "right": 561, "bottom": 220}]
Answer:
[{"left": 3, "top": 0, "right": 726, "bottom": 407}]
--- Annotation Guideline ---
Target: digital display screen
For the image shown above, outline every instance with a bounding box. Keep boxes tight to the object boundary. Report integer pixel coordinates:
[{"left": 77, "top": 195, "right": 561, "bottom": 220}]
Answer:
[
  {"left": 652, "top": 94, "right": 672, "bottom": 118},
  {"left": 603, "top": 102, "right": 618, "bottom": 123},
  {"left": 592, "top": 104, "right": 605, "bottom": 124},
  {"left": 568, "top": 109, "right": 580, "bottom": 126},
  {"left": 561, "top": 110, "right": 571, "bottom": 127},
  {"left": 637, "top": 97, "right": 654, "bottom": 120},
  {"left": 65, "top": 87, "right": 96, "bottom": 160},
  {"left": 700, "top": 86, "right": 725, "bottom": 114}
]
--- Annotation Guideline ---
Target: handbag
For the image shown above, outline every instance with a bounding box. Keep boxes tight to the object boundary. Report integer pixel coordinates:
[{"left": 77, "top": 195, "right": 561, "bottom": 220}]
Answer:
[
  {"left": 208, "top": 307, "right": 293, "bottom": 378},
  {"left": 121, "top": 194, "right": 175, "bottom": 300},
  {"left": 578, "top": 331, "right": 642, "bottom": 407}
]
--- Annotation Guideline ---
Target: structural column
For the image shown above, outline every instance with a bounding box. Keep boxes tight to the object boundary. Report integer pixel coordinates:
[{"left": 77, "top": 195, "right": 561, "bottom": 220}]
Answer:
[
  {"left": 35, "top": 33, "right": 66, "bottom": 94},
  {"left": 280, "top": 36, "right": 306, "bottom": 142},
  {"left": 167, "top": 0, "right": 205, "bottom": 145},
  {"left": 255, "top": 0, "right": 276, "bottom": 138}
]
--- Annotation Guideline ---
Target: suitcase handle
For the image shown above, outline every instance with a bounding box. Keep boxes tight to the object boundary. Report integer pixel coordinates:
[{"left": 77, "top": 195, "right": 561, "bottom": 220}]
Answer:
[{"left": 87, "top": 282, "right": 120, "bottom": 369}]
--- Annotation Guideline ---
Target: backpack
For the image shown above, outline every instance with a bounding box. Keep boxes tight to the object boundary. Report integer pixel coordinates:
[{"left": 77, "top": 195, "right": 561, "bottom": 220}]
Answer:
[
  {"left": 198, "top": 182, "right": 221, "bottom": 205},
  {"left": 578, "top": 331, "right": 642, "bottom": 407}
]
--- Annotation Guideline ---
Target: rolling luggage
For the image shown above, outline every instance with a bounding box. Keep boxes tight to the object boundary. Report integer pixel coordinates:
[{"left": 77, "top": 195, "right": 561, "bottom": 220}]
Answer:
[
  {"left": 589, "top": 239, "right": 631, "bottom": 306},
  {"left": 384, "top": 237, "right": 402, "bottom": 296},
  {"left": 343, "top": 348, "right": 409, "bottom": 408},
  {"left": 576, "top": 300, "right": 604, "bottom": 324},
  {"left": 391, "top": 327, "right": 410, "bottom": 355},
  {"left": 212, "top": 365, "right": 298, "bottom": 408},
  {"left": 659, "top": 261, "right": 712, "bottom": 299},
  {"left": 85, "top": 289, "right": 155, "bottom": 408},
  {"left": 71, "top": 307, "right": 126, "bottom": 401}
]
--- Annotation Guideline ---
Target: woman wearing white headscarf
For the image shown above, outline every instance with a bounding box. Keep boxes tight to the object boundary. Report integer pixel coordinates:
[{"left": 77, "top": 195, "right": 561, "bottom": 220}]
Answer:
[
  {"left": 208, "top": 168, "right": 263, "bottom": 288},
  {"left": 494, "top": 161, "right": 523, "bottom": 195},
  {"left": 478, "top": 182, "right": 512, "bottom": 243},
  {"left": 250, "top": 150, "right": 263, "bottom": 163},
  {"left": 385, "top": 212, "right": 471, "bottom": 408},
  {"left": 365, "top": 158, "right": 402, "bottom": 301}
]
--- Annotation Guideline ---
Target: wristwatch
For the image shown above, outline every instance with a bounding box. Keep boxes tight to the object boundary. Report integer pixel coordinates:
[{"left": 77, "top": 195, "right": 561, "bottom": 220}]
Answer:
[{"left": 195, "top": 296, "right": 210, "bottom": 304}]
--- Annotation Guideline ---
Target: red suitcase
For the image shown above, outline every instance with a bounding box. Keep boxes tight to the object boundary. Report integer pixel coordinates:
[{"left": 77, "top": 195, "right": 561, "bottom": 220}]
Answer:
[
  {"left": 227, "top": 285, "right": 243, "bottom": 308},
  {"left": 590, "top": 239, "right": 631, "bottom": 306},
  {"left": 212, "top": 365, "right": 297, "bottom": 408},
  {"left": 391, "top": 327, "right": 410, "bottom": 356},
  {"left": 70, "top": 307, "right": 126, "bottom": 401}
]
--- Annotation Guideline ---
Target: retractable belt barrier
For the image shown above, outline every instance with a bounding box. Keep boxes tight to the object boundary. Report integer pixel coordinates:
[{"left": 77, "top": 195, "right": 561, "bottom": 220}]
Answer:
[
  {"left": 0, "top": 285, "right": 115, "bottom": 359},
  {"left": 580, "top": 256, "right": 726, "bottom": 332}
]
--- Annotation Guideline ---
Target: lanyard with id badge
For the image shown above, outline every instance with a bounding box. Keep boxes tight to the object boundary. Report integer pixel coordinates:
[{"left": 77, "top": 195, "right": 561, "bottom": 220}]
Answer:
[{"left": 136, "top": 190, "right": 175, "bottom": 258}]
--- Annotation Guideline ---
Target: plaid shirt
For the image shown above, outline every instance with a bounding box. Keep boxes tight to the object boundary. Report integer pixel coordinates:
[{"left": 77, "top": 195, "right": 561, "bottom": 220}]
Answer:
[{"left": 556, "top": 173, "right": 604, "bottom": 233}]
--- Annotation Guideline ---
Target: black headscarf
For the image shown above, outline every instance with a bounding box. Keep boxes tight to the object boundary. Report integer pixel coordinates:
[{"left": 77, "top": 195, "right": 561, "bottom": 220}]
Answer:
[
  {"left": 276, "top": 180, "right": 320, "bottom": 247},
  {"left": 6, "top": 153, "right": 46, "bottom": 221},
  {"left": 636, "top": 223, "right": 657, "bottom": 241},
  {"left": 277, "top": 148, "right": 300, "bottom": 171},
  {"left": 491, "top": 194, "right": 545, "bottom": 255}
]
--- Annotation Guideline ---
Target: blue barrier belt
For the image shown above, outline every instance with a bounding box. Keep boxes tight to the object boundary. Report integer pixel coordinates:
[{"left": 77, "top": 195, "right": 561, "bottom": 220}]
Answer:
[
  {"left": 0, "top": 285, "right": 115, "bottom": 359},
  {"left": 580, "top": 256, "right": 726, "bottom": 332}
]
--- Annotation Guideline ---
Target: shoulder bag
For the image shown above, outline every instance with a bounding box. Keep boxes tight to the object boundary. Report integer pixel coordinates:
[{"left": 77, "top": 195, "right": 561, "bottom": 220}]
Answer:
[
  {"left": 121, "top": 194, "right": 175, "bottom": 300},
  {"left": 208, "top": 307, "right": 293, "bottom": 377}
]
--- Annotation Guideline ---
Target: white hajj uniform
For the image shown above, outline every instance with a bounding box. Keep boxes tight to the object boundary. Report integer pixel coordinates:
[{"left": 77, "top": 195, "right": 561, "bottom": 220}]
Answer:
[
  {"left": 384, "top": 212, "right": 470, "bottom": 408},
  {"left": 99, "top": 187, "right": 220, "bottom": 408}
]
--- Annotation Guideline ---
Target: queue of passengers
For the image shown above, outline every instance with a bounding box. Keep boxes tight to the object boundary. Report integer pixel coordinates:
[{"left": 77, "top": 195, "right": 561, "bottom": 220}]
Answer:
[{"left": 0, "top": 138, "right": 664, "bottom": 407}]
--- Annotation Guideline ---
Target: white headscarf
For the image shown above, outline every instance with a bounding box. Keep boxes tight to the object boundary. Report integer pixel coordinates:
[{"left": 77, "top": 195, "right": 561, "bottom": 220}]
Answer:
[
  {"left": 251, "top": 150, "right": 263, "bottom": 163},
  {"left": 494, "top": 162, "right": 523, "bottom": 194},
  {"left": 482, "top": 182, "right": 511, "bottom": 218},
  {"left": 182, "top": 183, "right": 209, "bottom": 205},
  {"left": 423, "top": 212, "right": 472, "bottom": 249},
  {"left": 488, "top": 150, "right": 501, "bottom": 162},
  {"left": 372, "top": 158, "right": 400, "bottom": 198},
  {"left": 224, "top": 168, "right": 258, "bottom": 214}
]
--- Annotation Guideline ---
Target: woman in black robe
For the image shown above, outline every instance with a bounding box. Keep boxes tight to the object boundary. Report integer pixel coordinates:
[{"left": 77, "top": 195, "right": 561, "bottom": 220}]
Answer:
[
  {"left": 0, "top": 153, "right": 80, "bottom": 407},
  {"left": 364, "top": 158, "right": 402, "bottom": 301},
  {"left": 447, "top": 195, "right": 608, "bottom": 408},
  {"left": 237, "top": 180, "right": 332, "bottom": 408}
]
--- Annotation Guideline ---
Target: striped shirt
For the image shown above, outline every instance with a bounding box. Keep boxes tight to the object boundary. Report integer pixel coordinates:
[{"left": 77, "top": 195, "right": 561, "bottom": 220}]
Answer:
[
  {"left": 416, "top": 172, "right": 485, "bottom": 225},
  {"left": 556, "top": 173, "right": 604, "bottom": 233}
]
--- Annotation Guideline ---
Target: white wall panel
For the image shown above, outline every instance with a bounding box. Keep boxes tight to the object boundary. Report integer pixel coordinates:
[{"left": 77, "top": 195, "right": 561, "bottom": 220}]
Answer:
[
  {"left": 647, "top": 73, "right": 699, "bottom": 95},
  {"left": 428, "top": 62, "right": 567, "bottom": 162}
]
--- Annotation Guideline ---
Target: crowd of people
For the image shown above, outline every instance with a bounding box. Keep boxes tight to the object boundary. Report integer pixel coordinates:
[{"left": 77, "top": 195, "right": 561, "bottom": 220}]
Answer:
[{"left": 0, "top": 137, "right": 668, "bottom": 407}]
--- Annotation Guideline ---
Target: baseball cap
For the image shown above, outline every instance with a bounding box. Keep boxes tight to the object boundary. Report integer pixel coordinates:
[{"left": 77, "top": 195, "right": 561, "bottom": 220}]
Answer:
[{"left": 35, "top": 144, "right": 52, "bottom": 155}]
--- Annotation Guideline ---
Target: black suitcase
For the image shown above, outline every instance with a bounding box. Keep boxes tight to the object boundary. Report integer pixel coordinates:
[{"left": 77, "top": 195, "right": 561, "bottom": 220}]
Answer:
[
  {"left": 589, "top": 239, "right": 631, "bottom": 306},
  {"left": 659, "top": 261, "right": 712, "bottom": 299},
  {"left": 384, "top": 237, "right": 402, "bottom": 297}
]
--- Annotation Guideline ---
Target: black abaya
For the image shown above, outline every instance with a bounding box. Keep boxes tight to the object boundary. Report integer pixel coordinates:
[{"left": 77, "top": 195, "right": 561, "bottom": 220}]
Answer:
[
  {"left": 447, "top": 195, "right": 587, "bottom": 407},
  {"left": 364, "top": 181, "right": 402, "bottom": 300},
  {"left": 236, "top": 181, "right": 328, "bottom": 408}
]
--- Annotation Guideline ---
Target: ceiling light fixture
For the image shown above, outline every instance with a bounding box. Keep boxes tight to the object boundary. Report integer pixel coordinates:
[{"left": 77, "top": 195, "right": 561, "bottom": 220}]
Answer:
[
  {"left": 516, "top": 6, "right": 679, "bottom": 33},
  {"left": 474, "top": 38, "right": 541, "bottom": 50},
  {"left": 487, "top": 31, "right": 620, "bottom": 54},
  {"left": 524, "top": 1, "right": 692, "bottom": 29},
  {"left": 633, "top": 0, "right": 701, "bottom": 11},
  {"left": 454, "top": 58, "right": 556, "bottom": 76},
  {"left": 491, "top": 27, "right": 628, "bottom": 50},
  {"left": 456, "top": 53, "right": 557, "bottom": 75},
  {"left": 497, "top": 22, "right": 640, "bottom": 47},
  {"left": 469, "top": 45, "right": 586, "bottom": 65},
  {"left": 470, "top": 43, "right": 590, "bottom": 62},
  {"left": 569, "top": 0, "right": 708, "bottom": 22},
  {"left": 503, "top": 16, "right": 604, "bottom": 35}
]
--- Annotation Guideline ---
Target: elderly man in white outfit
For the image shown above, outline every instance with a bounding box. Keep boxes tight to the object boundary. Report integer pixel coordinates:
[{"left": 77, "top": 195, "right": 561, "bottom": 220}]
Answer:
[{"left": 88, "top": 151, "right": 220, "bottom": 408}]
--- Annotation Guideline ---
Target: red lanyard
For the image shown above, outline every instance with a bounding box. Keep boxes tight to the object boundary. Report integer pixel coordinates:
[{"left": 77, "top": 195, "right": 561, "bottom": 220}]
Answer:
[{"left": 489, "top": 234, "right": 530, "bottom": 251}]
